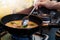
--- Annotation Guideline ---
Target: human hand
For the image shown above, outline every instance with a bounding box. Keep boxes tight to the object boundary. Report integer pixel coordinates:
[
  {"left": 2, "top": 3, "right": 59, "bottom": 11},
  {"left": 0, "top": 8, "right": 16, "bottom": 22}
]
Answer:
[{"left": 34, "top": 0, "right": 57, "bottom": 9}]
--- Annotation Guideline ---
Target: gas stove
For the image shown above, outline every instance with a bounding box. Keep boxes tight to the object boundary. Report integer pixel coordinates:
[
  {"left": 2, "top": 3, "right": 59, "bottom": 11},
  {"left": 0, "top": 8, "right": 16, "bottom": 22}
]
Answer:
[{"left": 1, "top": 32, "right": 49, "bottom": 40}]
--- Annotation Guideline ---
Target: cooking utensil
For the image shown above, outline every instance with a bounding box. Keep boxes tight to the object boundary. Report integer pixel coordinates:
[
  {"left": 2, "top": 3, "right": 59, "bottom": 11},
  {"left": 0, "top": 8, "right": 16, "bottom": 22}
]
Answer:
[
  {"left": 22, "top": 7, "right": 36, "bottom": 27},
  {"left": 1, "top": 14, "right": 42, "bottom": 36}
]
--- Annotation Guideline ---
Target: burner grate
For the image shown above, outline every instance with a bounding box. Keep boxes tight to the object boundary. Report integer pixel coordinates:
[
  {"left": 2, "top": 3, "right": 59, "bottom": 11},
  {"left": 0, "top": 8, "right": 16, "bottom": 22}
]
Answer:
[{"left": 11, "top": 35, "right": 32, "bottom": 40}]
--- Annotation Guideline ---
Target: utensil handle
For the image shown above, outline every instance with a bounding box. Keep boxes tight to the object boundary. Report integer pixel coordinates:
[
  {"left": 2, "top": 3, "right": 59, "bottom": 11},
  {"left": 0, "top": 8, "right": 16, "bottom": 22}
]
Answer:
[{"left": 28, "top": 7, "right": 36, "bottom": 16}]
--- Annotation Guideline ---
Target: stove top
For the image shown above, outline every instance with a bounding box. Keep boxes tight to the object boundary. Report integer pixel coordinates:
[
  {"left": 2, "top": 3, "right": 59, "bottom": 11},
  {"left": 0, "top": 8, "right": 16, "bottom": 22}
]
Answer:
[{"left": 1, "top": 32, "right": 47, "bottom": 40}]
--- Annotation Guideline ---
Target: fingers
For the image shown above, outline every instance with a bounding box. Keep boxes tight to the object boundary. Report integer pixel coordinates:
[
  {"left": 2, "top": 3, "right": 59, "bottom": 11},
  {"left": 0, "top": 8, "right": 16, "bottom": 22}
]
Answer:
[
  {"left": 34, "top": 0, "right": 39, "bottom": 9},
  {"left": 34, "top": 0, "right": 42, "bottom": 9},
  {"left": 34, "top": 0, "right": 50, "bottom": 9},
  {"left": 40, "top": 1, "right": 57, "bottom": 9}
]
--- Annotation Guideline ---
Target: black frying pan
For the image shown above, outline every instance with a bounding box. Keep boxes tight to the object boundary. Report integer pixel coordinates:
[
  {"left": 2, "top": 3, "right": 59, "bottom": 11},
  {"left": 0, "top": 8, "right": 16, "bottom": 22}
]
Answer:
[{"left": 1, "top": 13, "right": 42, "bottom": 36}]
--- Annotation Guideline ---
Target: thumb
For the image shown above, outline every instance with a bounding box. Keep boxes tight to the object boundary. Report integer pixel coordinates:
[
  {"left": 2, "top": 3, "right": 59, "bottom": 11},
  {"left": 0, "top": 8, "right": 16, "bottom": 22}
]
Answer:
[{"left": 33, "top": 0, "right": 41, "bottom": 9}]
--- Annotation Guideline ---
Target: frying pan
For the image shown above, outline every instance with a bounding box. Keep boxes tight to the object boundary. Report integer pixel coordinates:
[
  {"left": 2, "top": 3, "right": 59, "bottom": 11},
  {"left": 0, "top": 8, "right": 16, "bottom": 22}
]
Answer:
[{"left": 1, "top": 13, "right": 42, "bottom": 36}]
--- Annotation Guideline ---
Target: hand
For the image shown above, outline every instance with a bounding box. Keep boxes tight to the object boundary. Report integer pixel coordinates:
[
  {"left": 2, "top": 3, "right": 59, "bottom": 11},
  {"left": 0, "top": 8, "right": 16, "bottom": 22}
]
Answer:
[{"left": 34, "top": 0, "right": 57, "bottom": 9}]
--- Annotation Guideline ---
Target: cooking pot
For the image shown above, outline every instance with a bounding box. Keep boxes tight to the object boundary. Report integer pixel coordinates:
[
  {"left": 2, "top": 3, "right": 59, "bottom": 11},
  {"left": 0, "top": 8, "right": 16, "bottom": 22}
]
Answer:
[{"left": 1, "top": 14, "right": 42, "bottom": 36}]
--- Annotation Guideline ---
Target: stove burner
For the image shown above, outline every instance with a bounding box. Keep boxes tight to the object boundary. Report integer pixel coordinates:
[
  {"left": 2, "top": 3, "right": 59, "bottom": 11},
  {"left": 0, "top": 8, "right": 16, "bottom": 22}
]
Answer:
[{"left": 11, "top": 35, "right": 32, "bottom": 40}]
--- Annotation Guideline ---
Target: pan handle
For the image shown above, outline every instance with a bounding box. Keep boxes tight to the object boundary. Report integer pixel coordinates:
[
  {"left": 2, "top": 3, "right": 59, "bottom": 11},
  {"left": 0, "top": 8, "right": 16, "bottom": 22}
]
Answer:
[{"left": 38, "top": 6, "right": 57, "bottom": 14}]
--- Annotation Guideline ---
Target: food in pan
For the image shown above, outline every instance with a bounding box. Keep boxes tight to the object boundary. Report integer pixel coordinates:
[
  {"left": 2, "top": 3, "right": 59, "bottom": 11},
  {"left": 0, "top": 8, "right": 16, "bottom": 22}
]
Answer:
[{"left": 5, "top": 20, "right": 38, "bottom": 29}]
